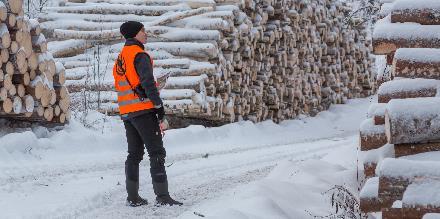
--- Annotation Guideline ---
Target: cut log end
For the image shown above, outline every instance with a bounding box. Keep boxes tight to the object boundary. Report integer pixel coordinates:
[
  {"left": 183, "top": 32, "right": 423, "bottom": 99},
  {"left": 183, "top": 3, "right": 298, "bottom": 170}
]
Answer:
[
  {"left": 8, "top": 0, "right": 24, "bottom": 14},
  {"left": 12, "top": 96, "right": 22, "bottom": 114},
  {"left": 2, "top": 97, "right": 12, "bottom": 113}
]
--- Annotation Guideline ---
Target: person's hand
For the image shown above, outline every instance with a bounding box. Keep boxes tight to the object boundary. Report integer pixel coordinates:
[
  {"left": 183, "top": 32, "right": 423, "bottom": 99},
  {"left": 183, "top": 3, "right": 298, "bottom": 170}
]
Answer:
[
  {"left": 159, "top": 118, "right": 169, "bottom": 138},
  {"left": 156, "top": 106, "right": 165, "bottom": 121},
  {"left": 160, "top": 118, "right": 169, "bottom": 131}
]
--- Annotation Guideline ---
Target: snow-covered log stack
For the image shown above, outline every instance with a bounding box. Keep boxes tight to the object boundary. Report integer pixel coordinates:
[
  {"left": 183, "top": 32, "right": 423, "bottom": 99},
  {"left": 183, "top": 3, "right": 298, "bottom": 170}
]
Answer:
[
  {"left": 360, "top": 0, "right": 440, "bottom": 217},
  {"left": 363, "top": 83, "right": 440, "bottom": 217},
  {"left": 373, "top": 1, "right": 440, "bottom": 160},
  {"left": 0, "top": 0, "right": 70, "bottom": 125},
  {"left": 40, "top": 0, "right": 375, "bottom": 126}
]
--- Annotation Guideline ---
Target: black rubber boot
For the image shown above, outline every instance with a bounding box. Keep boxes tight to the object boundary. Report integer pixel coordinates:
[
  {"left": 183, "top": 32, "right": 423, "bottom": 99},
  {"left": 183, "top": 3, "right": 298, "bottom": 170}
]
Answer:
[
  {"left": 126, "top": 180, "right": 148, "bottom": 207},
  {"left": 153, "top": 181, "right": 183, "bottom": 206}
]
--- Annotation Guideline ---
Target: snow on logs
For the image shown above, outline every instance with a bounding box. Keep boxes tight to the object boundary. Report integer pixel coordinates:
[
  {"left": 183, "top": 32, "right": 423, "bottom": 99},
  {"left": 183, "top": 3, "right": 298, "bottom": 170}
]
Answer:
[
  {"left": 373, "top": 0, "right": 440, "bottom": 55},
  {"left": 86, "top": 0, "right": 216, "bottom": 8},
  {"left": 360, "top": 177, "right": 381, "bottom": 213},
  {"left": 393, "top": 48, "right": 440, "bottom": 79},
  {"left": 379, "top": 0, "right": 395, "bottom": 3},
  {"left": 402, "top": 179, "right": 440, "bottom": 218},
  {"left": 391, "top": 0, "right": 440, "bottom": 25},
  {"left": 360, "top": 118, "right": 387, "bottom": 151},
  {"left": 46, "top": 3, "right": 192, "bottom": 16},
  {"left": 377, "top": 78, "right": 439, "bottom": 103},
  {"left": 385, "top": 97, "right": 440, "bottom": 145},
  {"left": 378, "top": 3, "right": 393, "bottom": 19},
  {"left": 367, "top": 103, "right": 386, "bottom": 125},
  {"left": 44, "top": 0, "right": 375, "bottom": 125},
  {"left": 359, "top": 144, "right": 395, "bottom": 215},
  {"left": 0, "top": 1, "right": 70, "bottom": 125},
  {"left": 47, "top": 39, "right": 94, "bottom": 58},
  {"left": 148, "top": 42, "right": 218, "bottom": 59},
  {"left": 373, "top": 17, "right": 440, "bottom": 55},
  {"left": 378, "top": 158, "right": 440, "bottom": 208},
  {"left": 360, "top": 143, "right": 394, "bottom": 178}
]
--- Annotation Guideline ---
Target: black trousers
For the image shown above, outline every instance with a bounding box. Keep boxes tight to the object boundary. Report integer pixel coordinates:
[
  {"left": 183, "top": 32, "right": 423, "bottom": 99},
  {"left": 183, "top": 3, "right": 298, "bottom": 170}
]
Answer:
[{"left": 123, "top": 112, "right": 167, "bottom": 184}]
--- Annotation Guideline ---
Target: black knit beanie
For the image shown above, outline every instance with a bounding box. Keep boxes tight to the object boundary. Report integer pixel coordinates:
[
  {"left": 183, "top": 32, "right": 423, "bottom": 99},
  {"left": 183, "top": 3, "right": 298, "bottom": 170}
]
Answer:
[{"left": 120, "top": 21, "right": 144, "bottom": 39}]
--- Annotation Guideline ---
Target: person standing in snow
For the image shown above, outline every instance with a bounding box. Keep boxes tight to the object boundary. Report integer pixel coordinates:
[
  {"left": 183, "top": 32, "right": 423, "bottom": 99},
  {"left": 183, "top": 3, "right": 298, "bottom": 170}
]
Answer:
[{"left": 112, "top": 21, "right": 182, "bottom": 207}]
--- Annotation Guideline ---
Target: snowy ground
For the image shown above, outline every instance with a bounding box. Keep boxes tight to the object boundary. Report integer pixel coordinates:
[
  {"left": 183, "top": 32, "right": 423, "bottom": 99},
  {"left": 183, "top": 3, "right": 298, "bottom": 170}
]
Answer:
[{"left": 0, "top": 97, "right": 374, "bottom": 219}]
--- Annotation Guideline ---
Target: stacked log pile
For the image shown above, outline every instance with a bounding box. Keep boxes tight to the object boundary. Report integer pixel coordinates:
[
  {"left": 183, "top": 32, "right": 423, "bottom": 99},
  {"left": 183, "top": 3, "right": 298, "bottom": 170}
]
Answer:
[
  {"left": 361, "top": 79, "right": 440, "bottom": 219},
  {"left": 0, "top": 0, "right": 70, "bottom": 125},
  {"left": 360, "top": 0, "right": 440, "bottom": 218},
  {"left": 40, "top": 0, "right": 375, "bottom": 126}
]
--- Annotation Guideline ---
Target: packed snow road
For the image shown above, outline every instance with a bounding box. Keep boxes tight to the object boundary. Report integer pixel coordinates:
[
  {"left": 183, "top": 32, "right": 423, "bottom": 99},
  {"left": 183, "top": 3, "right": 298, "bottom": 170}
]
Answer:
[{"left": 0, "top": 97, "right": 373, "bottom": 218}]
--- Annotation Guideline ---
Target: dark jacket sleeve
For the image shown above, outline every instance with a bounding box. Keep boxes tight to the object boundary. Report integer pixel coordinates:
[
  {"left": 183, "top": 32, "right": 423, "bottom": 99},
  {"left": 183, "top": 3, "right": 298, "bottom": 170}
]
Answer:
[{"left": 134, "top": 53, "right": 163, "bottom": 107}]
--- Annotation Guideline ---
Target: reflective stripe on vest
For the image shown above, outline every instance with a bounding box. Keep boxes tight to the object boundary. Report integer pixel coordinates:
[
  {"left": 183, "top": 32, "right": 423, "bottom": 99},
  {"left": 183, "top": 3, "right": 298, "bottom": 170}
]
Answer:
[
  {"left": 117, "top": 89, "right": 134, "bottom": 97},
  {"left": 118, "top": 98, "right": 151, "bottom": 107},
  {"left": 116, "top": 88, "right": 151, "bottom": 101},
  {"left": 118, "top": 80, "right": 129, "bottom": 87}
]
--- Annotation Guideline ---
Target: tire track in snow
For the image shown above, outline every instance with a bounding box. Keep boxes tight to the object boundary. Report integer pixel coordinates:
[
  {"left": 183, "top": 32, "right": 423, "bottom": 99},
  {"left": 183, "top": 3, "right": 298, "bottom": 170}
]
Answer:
[
  {"left": 33, "top": 137, "right": 354, "bottom": 219},
  {"left": 0, "top": 130, "right": 355, "bottom": 187}
]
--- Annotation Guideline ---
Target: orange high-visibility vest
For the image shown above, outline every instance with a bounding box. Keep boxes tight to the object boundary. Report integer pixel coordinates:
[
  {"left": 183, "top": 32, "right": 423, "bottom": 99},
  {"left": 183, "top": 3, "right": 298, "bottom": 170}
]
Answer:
[{"left": 113, "top": 45, "right": 155, "bottom": 115}]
